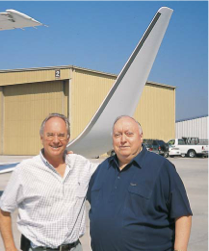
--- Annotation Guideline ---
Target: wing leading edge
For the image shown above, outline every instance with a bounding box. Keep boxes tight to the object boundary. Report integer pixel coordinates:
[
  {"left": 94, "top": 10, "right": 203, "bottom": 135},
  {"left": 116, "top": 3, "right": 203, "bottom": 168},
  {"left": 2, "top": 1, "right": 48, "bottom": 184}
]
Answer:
[
  {"left": 0, "top": 9, "right": 44, "bottom": 30},
  {"left": 67, "top": 7, "right": 173, "bottom": 157}
]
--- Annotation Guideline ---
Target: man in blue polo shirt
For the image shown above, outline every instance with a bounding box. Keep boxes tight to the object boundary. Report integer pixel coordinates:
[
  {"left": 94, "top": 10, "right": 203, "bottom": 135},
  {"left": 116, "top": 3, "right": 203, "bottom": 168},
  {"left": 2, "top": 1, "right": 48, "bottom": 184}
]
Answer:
[{"left": 87, "top": 115, "right": 192, "bottom": 251}]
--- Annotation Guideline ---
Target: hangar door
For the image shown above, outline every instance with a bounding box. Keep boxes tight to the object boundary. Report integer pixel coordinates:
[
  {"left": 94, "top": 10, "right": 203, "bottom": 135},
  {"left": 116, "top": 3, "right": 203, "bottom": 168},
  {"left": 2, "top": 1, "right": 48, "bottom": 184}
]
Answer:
[{"left": 3, "top": 81, "right": 67, "bottom": 155}]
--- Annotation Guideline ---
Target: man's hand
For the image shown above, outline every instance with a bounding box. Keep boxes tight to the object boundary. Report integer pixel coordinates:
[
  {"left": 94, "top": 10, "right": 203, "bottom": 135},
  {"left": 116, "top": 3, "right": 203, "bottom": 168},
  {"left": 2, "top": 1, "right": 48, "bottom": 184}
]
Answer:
[{"left": 67, "top": 151, "right": 74, "bottom": 154}]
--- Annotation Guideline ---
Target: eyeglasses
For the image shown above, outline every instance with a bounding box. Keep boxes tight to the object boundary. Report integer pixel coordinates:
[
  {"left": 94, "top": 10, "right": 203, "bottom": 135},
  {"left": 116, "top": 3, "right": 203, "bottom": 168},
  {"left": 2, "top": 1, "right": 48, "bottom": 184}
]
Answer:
[{"left": 45, "top": 133, "right": 69, "bottom": 141}]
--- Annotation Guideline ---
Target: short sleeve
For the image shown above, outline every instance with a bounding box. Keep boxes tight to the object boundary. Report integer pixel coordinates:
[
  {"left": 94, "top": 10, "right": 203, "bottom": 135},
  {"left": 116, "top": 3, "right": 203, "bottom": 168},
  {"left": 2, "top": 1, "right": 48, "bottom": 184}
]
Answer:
[
  {"left": 0, "top": 166, "right": 24, "bottom": 213},
  {"left": 159, "top": 160, "right": 193, "bottom": 219}
]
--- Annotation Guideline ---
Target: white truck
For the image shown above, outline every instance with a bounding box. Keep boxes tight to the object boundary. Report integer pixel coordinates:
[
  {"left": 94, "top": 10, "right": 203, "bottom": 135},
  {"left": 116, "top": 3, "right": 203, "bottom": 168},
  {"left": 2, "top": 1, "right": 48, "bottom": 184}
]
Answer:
[{"left": 168, "top": 137, "right": 208, "bottom": 158}]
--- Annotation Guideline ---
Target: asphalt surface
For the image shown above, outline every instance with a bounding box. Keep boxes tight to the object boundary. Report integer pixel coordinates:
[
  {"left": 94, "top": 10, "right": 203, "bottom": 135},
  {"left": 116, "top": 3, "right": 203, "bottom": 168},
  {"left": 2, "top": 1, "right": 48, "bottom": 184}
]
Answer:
[{"left": 0, "top": 156, "right": 208, "bottom": 251}]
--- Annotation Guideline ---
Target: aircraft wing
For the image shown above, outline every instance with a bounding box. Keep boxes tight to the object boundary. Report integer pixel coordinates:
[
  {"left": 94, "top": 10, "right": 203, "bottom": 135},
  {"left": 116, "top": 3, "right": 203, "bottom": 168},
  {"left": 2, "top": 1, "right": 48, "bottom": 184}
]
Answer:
[
  {"left": 0, "top": 163, "right": 19, "bottom": 174},
  {"left": 67, "top": 7, "right": 173, "bottom": 157},
  {"left": 0, "top": 9, "right": 43, "bottom": 30}
]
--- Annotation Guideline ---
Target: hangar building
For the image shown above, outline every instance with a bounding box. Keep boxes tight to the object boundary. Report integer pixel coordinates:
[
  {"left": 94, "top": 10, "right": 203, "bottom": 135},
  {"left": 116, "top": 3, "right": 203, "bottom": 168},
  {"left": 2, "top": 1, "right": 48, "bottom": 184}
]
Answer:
[{"left": 0, "top": 66, "right": 176, "bottom": 155}]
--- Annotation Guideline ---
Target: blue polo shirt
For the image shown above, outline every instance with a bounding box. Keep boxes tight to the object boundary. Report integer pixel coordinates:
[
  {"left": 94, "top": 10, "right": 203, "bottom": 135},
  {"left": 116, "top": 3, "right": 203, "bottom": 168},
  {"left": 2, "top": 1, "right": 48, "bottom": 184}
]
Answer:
[{"left": 87, "top": 146, "right": 192, "bottom": 251}]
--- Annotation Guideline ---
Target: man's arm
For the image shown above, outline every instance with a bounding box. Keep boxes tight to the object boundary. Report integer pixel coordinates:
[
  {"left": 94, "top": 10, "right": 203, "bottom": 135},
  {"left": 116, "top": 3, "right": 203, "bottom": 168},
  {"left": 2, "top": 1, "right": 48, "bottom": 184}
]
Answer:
[
  {"left": 0, "top": 209, "right": 18, "bottom": 251},
  {"left": 174, "top": 215, "right": 192, "bottom": 251}
]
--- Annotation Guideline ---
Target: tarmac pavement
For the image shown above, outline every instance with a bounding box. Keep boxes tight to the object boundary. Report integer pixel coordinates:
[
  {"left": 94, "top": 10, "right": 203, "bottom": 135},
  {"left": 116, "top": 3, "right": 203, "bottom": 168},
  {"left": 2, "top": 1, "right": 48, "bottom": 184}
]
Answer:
[{"left": 0, "top": 156, "right": 208, "bottom": 251}]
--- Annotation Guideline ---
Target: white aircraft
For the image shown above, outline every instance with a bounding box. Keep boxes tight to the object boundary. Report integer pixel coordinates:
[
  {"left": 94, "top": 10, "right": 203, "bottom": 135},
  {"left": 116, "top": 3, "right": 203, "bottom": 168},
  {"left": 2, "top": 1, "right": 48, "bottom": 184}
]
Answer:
[
  {"left": 0, "top": 9, "right": 45, "bottom": 30},
  {"left": 67, "top": 7, "right": 173, "bottom": 157},
  {"left": 0, "top": 7, "right": 173, "bottom": 173},
  {"left": 0, "top": 9, "right": 46, "bottom": 174}
]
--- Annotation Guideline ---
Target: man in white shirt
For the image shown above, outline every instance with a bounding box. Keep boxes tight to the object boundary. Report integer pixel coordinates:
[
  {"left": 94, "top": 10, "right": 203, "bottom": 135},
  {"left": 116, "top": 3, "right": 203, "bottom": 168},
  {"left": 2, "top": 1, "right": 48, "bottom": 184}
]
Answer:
[{"left": 0, "top": 113, "right": 97, "bottom": 251}]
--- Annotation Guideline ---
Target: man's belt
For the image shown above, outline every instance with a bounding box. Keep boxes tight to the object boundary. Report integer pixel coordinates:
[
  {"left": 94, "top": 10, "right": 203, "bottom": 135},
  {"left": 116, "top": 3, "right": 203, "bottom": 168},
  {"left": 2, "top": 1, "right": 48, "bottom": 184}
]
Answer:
[{"left": 33, "top": 240, "right": 79, "bottom": 251}]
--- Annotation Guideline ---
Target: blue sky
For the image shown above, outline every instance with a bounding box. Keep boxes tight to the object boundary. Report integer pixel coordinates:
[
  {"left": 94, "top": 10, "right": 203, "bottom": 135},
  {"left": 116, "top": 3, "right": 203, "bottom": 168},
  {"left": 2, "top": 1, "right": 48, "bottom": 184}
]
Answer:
[{"left": 0, "top": 1, "right": 208, "bottom": 121}]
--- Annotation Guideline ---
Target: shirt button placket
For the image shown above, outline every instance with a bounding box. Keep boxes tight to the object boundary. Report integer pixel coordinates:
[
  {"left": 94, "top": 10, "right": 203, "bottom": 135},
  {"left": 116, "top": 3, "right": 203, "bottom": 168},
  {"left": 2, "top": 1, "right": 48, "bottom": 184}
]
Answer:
[{"left": 115, "top": 174, "right": 121, "bottom": 189}]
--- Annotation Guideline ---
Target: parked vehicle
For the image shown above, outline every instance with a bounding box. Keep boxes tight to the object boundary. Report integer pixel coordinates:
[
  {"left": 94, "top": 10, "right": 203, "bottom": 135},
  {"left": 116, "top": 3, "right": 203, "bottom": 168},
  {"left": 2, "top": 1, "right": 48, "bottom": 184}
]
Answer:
[
  {"left": 143, "top": 139, "right": 169, "bottom": 158},
  {"left": 167, "top": 138, "right": 208, "bottom": 158},
  {"left": 107, "top": 149, "right": 116, "bottom": 157},
  {"left": 143, "top": 140, "right": 159, "bottom": 155},
  {"left": 168, "top": 147, "right": 181, "bottom": 157}
]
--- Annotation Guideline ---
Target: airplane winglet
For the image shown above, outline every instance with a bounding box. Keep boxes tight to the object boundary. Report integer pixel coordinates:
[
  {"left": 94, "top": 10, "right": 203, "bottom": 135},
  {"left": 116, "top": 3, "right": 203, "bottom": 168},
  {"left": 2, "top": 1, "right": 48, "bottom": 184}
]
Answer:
[{"left": 67, "top": 7, "right": 173, "bottom": 157}]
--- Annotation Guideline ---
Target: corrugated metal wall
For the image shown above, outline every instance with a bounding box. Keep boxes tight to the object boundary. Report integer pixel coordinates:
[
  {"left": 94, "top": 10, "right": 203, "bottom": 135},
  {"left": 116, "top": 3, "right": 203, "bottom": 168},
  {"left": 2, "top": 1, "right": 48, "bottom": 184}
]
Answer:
[
  {"left": 0, "top": 66, "right": 176, "bottom": 155},
  {"left": 176, "top": 116, "right": 208, "bottom": 139},
  {"left": 70, "top": 70, "right": 175, "bottom": 142},
  {"left": 70, "top": 69, "right": 116, "bottom": 139},
  {"left": 134, "top": 83, "right": 175, "bottom": 142},
  {"left": 3, "top": 81, "right": 66, "bottom": 155},
  {"left": 0, "top": 68, "right": 70, "bottom": 87}
]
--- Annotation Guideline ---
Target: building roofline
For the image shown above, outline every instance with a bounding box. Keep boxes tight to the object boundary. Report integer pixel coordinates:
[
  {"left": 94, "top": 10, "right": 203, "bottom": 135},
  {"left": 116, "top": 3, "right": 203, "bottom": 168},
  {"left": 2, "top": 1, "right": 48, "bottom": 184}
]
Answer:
[
  {"left": 0, "top": 65, "right": 117, "bottom": 78},
  {"left": 176, "top": 114, "right": 208, "bottom": 123},
  {"left": 0, "top": 65, "right": 176, "bottom": 89},
  {"left": 146, "top": 80, "right": 176, "bottom": 89}
]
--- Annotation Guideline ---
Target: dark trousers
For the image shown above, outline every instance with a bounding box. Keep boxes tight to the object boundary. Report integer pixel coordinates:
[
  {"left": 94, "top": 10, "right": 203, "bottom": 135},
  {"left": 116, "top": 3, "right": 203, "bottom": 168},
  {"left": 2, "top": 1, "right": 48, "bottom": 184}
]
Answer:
[{"left": 21, "top": 234, "right": 31, "bottom": 251}]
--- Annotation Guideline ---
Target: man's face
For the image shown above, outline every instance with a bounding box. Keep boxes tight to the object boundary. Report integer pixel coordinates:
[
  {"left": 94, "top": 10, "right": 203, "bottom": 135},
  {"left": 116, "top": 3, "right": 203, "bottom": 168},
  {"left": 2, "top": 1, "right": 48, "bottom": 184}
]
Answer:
[
  {"left": 41, "top": 117, "right": 69, "bottom": 161},
  {"left": 113, "top": 117, "right": 143, "bottom": 162}
]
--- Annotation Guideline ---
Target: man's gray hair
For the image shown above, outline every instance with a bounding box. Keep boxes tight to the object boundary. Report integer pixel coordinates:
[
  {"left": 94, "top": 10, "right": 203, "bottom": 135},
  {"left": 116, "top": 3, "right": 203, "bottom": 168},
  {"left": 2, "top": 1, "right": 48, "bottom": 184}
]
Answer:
[
  {"left": 40, "top": 113, "right": 70, "bottom": 136},
  {"left": 112, "top": 115, "right": 143, "bottom": 134}
]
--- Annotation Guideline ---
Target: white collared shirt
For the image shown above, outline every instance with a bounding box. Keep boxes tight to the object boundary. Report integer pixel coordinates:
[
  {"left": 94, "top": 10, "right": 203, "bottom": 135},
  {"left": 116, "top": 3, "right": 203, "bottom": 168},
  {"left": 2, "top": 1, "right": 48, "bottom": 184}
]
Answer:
[{"left": 0, "top": 151, "right": 97, "bottom": 248}]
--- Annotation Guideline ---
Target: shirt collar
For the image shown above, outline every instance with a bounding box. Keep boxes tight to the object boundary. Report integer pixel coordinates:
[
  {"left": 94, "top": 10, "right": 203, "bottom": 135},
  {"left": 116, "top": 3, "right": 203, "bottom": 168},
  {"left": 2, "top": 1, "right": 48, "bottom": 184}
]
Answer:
[
  {"left": 40, "top": 149, "right": 49, "bottom": 165},
  {"left": 109, "top": 145, "right": 148, "bottom": 169},
  {"left": 39, "top": 149, "right": 72, "bottom": 180},
  {"left": 40, "top": 148, "right": 68, "bottom": 168}
]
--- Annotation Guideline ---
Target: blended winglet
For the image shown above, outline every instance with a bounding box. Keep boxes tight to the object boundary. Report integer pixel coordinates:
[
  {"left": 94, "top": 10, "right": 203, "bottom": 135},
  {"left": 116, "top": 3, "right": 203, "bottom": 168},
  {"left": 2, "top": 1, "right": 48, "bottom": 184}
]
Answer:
[{"left": 67, "top": 7, "right": 173, "bottom": 157}]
